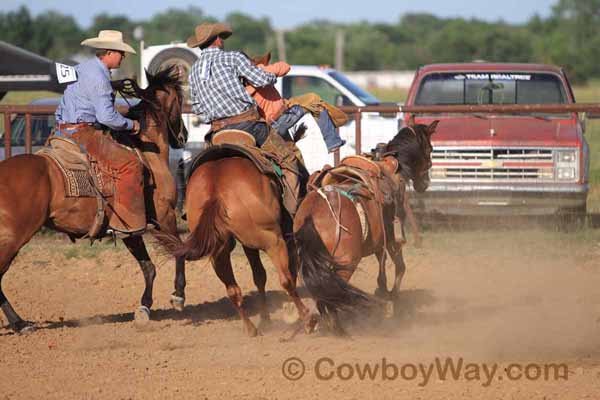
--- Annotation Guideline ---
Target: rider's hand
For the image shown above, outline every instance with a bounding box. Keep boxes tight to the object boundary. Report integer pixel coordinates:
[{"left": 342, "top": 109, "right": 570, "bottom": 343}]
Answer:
[{"left": 131, "top": 120, "right": 141, "bottom": 135}]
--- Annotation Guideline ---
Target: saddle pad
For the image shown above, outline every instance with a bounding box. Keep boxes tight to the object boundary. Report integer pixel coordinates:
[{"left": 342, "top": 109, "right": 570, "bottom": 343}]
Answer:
[{"left": 37, "top": 148, "right": 113, "bottom": 198}]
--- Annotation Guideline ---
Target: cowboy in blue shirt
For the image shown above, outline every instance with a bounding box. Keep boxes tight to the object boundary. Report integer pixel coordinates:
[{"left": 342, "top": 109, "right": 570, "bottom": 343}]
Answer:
[{"left": 55, "top": 30, "right": 147, "bottom": 235}]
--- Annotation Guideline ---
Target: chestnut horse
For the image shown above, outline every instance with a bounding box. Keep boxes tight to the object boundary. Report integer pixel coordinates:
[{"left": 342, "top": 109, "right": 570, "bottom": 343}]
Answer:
[
  {"left": 293, "top": 122, "right": 437, "bottom": 336},
  {"left": 156, "top": 137, "right": 313, "bottom": 337},
  {"left": 0, "top": 66, "right": 187, "bottom": 333}
]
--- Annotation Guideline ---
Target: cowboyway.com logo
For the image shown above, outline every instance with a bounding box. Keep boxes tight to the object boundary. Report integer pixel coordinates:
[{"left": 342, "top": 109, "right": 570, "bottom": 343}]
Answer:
[{"left": 281, "top": 356, "right": 569, "bottom": 386}]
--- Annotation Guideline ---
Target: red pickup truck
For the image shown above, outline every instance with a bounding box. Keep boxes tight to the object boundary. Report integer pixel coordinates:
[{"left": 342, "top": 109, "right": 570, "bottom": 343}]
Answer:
[{"left": 404, "top": 63, "right": 589, "bottom": 223}]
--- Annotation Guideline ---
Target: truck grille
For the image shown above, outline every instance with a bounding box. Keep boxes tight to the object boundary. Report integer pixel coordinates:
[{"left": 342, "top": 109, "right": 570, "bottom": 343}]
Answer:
[{"left": 431, "top": 147, "right": 556, "bottom": 182}]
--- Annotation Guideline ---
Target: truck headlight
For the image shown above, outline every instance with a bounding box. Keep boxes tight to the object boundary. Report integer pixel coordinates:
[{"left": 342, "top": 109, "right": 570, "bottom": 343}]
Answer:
[
  {"left": 430, "top": 168, "right": 447, "bottom": 179},
  {"left": 557, "top": 167, "right": 575, "bottom": 180},
  {"left": 557, "top": 150, "right": 576, "bottom": 163}
]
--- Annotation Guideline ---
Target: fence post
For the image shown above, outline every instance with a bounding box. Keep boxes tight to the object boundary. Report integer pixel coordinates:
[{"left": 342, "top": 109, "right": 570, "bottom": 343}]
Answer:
[
  {"left": 3, "top": 112, "right": 11, "bottom": 159},
  {"left": 354, "top": 110, "right": 362, "bottom": 155},
  {"left": 25, "top": 113, "right": 32, "bottom": 154}
]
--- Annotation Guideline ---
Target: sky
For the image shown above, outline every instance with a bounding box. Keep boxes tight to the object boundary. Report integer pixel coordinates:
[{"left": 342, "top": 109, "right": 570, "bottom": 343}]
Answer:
[{"left": 3, "top": 0, "right": 558, "bottom": 29}]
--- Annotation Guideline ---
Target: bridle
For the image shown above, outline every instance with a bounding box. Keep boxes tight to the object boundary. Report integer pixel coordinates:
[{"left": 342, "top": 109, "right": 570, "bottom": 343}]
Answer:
[{"left": 116, "top": 79, "right": 186, "bottom": 147}]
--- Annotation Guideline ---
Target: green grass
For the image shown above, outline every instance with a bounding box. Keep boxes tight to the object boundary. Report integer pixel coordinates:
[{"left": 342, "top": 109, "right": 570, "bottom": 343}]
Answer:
[
  {"left": 370, "top": 87, "right": 408, "bottom": 103},
  {"left": 1, "top": 91, "right": 60, "bottom": 105}
]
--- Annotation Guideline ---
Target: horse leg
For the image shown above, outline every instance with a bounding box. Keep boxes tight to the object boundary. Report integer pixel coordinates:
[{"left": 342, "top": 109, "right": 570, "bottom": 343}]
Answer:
[
  {"left": 374, "top": 249, "right": 389, "bottom": 299},
  {"left": 403, "top": 191, "right": 422, "bottom": 248},
  {"left": 0, "top": 266, "right": 36, "bottom": 333},
  {"left": 242, "top": 246, "right": 270, "bottom": 330},
  {"left": 213, "top": 241, "right": 259, "bottom": 337},
  {"left": 0, "top": 223, "right": 43, "bottom": 333},
  {"left": 170, "top": 257, "right": 186, "bottom": 312},
  {"left": 384, "top": 216, "right": 407, "bottom": 300},
  {"left": 122, "top": 236, "right": 156, "bottom": 324},
  {"left": 265, "top": 238, "right": 312, "bottom": 329},
  {"left": 152, "top": 203, "right": 187, "bottom": 312}
]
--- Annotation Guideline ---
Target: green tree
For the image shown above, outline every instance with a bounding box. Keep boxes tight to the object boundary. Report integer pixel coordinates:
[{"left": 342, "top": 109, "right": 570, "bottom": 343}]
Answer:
[
  {"left": 31, "top": 12, "right": 85, "bottom": 61},
  {"left": 286, "top": 21, "right": 337, "bottom": 65},
  {"left": 224, "top": 12, "right": 274, "bottom": 57},
  {"left": 540, "top": 0, "right": 600, "bottom": 82},
  {"left": 142, "top": 6, "right": 214, "bottom": 45},
  {"left": 0, "top": 6, "right": 34, "bottom": 49}
]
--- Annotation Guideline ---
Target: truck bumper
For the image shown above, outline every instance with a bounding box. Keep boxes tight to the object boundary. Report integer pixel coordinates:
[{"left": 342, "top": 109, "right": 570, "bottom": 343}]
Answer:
[{"left": 411, "top": 184, "right": 588, "bottom": 216}]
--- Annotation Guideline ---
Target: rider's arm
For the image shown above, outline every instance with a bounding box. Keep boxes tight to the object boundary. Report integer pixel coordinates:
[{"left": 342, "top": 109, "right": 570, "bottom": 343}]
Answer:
[
  {"left": 87, "top": 75, "right": 135, "bottom": 131},
  {"left": 259, "top": 62, "right": 291, "bottom": 77},
  {"left": 235, "top": 53, "right": 277, "bottom": 88}
]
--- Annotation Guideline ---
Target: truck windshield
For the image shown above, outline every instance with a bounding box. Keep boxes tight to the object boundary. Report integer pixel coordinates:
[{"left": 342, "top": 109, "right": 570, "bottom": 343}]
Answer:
[
  {"left": 415, "top": 72, "right": 568, "bottom": 106},
  {"left": 328, "top": 71, "right": 381, "bottom": 105}
]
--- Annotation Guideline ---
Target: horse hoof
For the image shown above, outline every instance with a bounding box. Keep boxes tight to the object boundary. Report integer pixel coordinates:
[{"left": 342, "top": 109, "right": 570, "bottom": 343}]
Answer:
[
  {"left": 282, "top": 302, "right": 300, "bottom": 324},
  {"left": 245, "top": 324, "right": 259, "bottom": 338},
  {"left": 304, "top": 314, "right": 319, "bottom": 334},
  {"left": 134, "top": 306, "right": 151, "bottom": 325},
  {"left": 170, "top": 295, "right": 185, "bottom": 312},
  {"left": 374, "top": 288, "right": 389, "bottom": 299},
  {"left": 15, "top": 321, "right": 37, "bottom": 335},
  {"left": 384, "top": 301, "right": 394, "bottom": 319}
]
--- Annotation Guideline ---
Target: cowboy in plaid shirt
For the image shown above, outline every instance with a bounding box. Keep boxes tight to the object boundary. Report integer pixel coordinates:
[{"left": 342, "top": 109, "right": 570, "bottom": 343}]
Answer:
[{"left": 187, "top": 22, "right": 276, "bottom": 146}]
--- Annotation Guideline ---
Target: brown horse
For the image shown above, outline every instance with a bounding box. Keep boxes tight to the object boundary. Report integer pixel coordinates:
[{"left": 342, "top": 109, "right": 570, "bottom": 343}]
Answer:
[
  {"left": 0, "top": 66, "right": 187, "bottom": 333},
  {"left": 293, "top": 122, "right": 437, "bottom": 336},
  {"left": 156, "top": 135, "right": 313, "bottom": 337}
]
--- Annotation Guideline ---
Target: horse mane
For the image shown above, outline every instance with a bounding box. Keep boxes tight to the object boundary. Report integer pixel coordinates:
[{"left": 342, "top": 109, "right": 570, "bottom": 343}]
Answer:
[
  {"left": 143, "top": 65, "right": 184, "bottom": 104},
  {"left": 125, "top": 65, "right": 183, "bottom": 122},
  {"left": 385, "top": 124, "right": 429, "bottom": 181}
]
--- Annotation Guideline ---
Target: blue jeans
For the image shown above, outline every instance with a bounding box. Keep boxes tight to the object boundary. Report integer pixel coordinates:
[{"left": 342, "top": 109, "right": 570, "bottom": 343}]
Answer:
[
  {"left": 272, "top": 105, "right": 305, "bottom": 141},
  {"left": 317, "top": 109, "right": 345, "bottom": 151},
  {"left": 273, "top": 105, "right": 345, "bottom": 151}
]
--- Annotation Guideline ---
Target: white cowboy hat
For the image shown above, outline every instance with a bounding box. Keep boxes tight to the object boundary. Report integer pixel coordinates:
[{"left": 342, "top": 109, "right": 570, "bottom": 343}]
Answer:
[{"left": 81, "top": 30, "right": 136, "bottom": 54}]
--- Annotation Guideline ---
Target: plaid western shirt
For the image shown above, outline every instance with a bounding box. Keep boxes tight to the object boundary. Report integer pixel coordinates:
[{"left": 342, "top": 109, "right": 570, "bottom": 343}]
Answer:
[{"left": 189, "top": 48, "right": 277, "bottom": 123}]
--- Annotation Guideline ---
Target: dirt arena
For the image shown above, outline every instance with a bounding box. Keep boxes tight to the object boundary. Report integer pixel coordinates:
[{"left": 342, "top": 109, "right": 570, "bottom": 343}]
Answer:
[{"left": 1, "top": 225, "right": 600, "bottom": 399}]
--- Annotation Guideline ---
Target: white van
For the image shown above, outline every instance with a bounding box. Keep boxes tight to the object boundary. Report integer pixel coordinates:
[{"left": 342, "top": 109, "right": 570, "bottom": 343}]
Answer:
[{"left": 141, "top": 43, "right": 402, "bottom": 173}]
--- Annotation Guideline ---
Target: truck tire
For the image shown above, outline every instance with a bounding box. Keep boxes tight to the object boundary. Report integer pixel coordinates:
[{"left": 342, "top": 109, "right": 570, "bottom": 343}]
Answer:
[
  {"left": 556, "top": 205, "right": 587, "bottom": 232},
  {"left": 147, "top": 48, "right": 198, "bottom": 102}
]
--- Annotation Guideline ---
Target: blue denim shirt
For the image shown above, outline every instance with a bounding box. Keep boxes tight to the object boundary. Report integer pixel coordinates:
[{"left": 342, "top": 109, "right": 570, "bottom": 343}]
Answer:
[{"left": 55, "top": 57, "right": 133, "bottom": 131}]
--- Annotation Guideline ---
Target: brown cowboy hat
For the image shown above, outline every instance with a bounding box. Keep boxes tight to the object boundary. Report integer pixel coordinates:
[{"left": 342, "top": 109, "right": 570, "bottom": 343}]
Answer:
[{"left": 187, "top": 22, "right": 232, "bottom": 49}]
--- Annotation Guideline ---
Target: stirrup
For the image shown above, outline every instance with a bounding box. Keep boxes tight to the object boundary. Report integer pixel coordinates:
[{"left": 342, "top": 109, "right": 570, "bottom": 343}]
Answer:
[{"left": 105, "top": 228, "right": 146, "bottom": 239}]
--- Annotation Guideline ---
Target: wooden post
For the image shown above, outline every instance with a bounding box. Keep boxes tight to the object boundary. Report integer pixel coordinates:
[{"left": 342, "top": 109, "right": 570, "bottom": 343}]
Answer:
[
  {"left": 3, "top": 112, "right": 11, "bottom": 159},
  {"left": 25, "top": 113, "right": 32, "bottom": 154},
  {"left": 354, "top": 111, "right": 362, "bottom": 155}
]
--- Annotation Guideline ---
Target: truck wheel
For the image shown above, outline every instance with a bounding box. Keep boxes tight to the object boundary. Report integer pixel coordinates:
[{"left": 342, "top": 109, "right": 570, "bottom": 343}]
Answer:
[
  {"left": 556, "top": 205, "right": 587, "bottom": 232},
  {"left": 147, "top": 48, "right": 198, "bottom": 103}
]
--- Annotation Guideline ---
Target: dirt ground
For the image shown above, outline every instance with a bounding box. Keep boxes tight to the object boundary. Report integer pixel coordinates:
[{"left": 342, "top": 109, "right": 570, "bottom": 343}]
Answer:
[{"left": 1, "top": 226, "right": 600, "bottom": 399}]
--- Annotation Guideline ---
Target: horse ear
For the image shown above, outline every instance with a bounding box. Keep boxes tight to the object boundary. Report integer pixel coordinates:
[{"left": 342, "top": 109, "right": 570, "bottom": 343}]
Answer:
[{"left": 427, "top": 120, "right": 440, "bottom": 135}]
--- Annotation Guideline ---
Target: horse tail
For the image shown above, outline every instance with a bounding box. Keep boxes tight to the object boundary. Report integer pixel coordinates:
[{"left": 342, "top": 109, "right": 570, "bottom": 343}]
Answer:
[
  {"left": 154, "top": 198, "right": 228, "bottom": 261},
  {"left": 295, "top": 216, "right": 380, "bottom": 319}
]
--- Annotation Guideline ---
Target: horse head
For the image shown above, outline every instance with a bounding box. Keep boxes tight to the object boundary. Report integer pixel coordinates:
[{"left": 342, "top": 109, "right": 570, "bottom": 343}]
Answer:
[
  {"left": 384, "top": 120, "right": 438, "bottom": 192},
  {"left": 126, "top": 65, "right": 188, "bottom": 153}
]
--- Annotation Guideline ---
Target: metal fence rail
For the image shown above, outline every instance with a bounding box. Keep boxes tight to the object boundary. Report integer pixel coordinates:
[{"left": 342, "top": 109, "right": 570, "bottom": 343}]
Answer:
[{"left": 2, "top": 103, "right": 600, "bottom": 159}]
